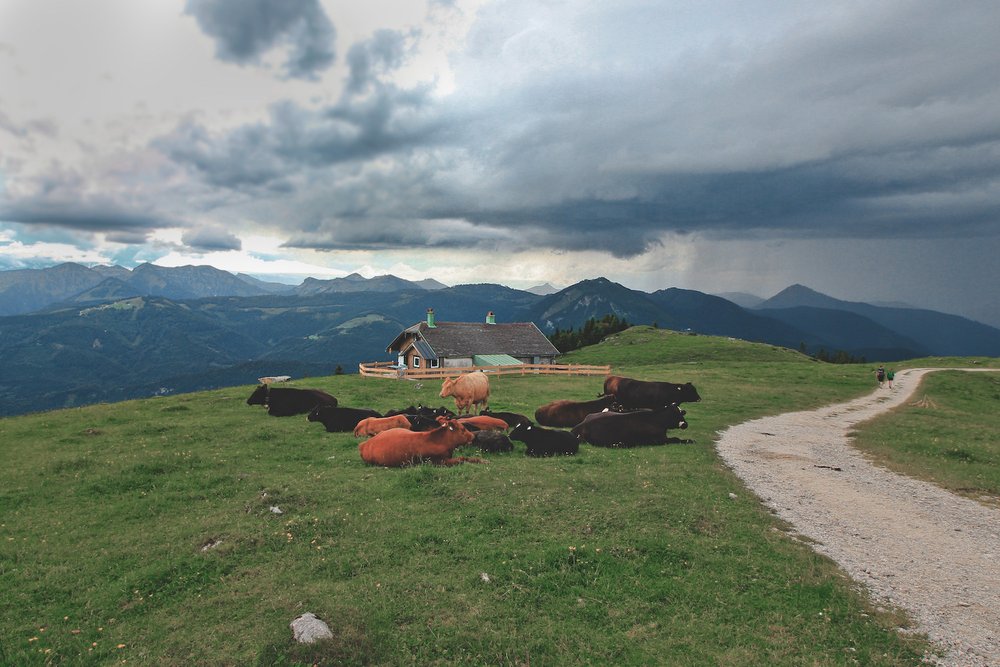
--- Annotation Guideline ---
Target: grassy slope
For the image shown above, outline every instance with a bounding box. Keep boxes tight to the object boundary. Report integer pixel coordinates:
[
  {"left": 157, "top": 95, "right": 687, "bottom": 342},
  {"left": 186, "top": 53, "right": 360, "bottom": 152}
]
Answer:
[
  {"left": 2, "top": 327, "right": 992, "bottom": 665},
  {"left": 851, "top": 370, "right": 1000, "bottom": 505}
]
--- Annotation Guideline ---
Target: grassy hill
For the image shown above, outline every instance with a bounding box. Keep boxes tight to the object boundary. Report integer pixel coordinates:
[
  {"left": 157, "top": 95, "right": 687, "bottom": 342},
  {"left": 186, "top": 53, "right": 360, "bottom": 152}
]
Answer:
[{"left": 2, "top": 328, "right": 994, "bottom": 665}]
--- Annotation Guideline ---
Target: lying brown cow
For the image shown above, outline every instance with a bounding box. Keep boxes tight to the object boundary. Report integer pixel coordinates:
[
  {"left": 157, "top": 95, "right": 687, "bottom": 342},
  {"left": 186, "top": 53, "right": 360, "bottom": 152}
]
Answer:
[
  {"left": 457, "top": 415, "right": 509, "bottom": 432},
  {"left": 353, "top": 414, "right": 412, "bottom": 437},
  {"left": 534, "top": 394, "right": 619, "bottom": 428},
  {"left": 358, "top": 419, "right": 484, "bottom": 467}
]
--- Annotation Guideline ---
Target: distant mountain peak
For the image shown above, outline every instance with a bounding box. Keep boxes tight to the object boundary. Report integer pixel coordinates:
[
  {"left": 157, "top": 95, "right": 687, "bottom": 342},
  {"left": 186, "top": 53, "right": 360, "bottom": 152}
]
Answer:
[
  {"left": 778, "top": 283, "right": 821, "bottom": 296},
  {"left": 714, "top": 291, "right": 764, "bottom": 309},
  {"left": 525, "top": 282, "right": 559, "bottom": 296},
  {"left": 414, "top": 278, "right": 448, "bottom": 290},
  {"left": 761, "top": 284, "right": 847, "bottom": 310}
]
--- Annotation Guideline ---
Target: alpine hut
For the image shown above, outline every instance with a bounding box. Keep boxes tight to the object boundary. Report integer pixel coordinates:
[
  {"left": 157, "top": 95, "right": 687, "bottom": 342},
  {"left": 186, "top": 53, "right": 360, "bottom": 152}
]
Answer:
[{"left": 386, "top": 309, "right": 560, "bottom": 371}]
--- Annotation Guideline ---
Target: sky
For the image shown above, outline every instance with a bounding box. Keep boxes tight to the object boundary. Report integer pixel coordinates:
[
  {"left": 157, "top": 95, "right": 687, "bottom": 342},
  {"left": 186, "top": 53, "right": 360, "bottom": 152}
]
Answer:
[{"left": 1, "top": 0, "right": 999, "bottom": 327}]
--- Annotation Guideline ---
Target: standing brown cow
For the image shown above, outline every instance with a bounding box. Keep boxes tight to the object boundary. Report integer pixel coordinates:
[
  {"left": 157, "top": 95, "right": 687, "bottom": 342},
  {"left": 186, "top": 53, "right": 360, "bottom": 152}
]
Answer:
[{"left": 439, "top": 371, "right": 490, "bottom": 415}]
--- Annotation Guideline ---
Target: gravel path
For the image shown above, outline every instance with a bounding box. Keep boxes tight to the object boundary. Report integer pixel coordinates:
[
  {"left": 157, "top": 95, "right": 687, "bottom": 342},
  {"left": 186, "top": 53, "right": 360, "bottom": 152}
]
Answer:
[{"left": 715, "top": 368, "right": 1000, "bottom": 666}]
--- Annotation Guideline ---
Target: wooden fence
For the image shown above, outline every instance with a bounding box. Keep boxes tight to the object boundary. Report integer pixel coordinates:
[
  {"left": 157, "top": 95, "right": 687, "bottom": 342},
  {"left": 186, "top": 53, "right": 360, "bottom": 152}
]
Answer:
[{"left": 358, "top": 361, "right": 611, "bottom": 380}]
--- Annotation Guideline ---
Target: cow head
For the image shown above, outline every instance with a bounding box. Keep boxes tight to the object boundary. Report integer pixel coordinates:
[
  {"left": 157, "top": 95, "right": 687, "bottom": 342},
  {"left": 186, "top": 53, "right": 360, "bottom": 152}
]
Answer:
[
  {"left": 247, "top": 384, "right": 268, "bottom": 406},
  {"left": 681, "top": 382, "right": 702, "bottom": 402},
  {"left": 657, "top": 404, "right": 688, "bottom": 430},
  {"left": 440, "top": 418, "right": 474, "bottom": 444},
  {"left": 307, "top": 406, "right": 322, "bottom": 421},
  {"left": 509, "top": 423, "right": 532, "bottom": 442},
  {"left": 440, "top": 377, "right": 457, "bottom": 398}
]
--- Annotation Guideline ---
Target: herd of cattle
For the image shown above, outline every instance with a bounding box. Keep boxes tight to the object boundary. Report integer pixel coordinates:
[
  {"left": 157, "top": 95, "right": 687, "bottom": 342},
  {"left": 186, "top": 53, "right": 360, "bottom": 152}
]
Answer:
[{"left": 246, "top": 372, "right": 701, "bottom": 468}]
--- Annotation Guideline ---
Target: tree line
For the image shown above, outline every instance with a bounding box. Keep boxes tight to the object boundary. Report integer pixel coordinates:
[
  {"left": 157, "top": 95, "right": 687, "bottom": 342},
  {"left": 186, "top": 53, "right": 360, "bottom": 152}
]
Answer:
[
  {"left": 548, "top": 316, "right": 868, "bottom": 364},
  {"left": 799, "top": 342, "right": 867, "bottom": 364},
  {"left": 547, "top": 314, "right": 631, "bottom": 353}
]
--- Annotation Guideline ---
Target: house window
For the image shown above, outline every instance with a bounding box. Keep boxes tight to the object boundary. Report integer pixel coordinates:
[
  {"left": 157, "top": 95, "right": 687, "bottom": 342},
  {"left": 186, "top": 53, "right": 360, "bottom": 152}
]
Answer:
[
  {"left": 429, "top": 358, "right": 439, "bottom": 368},
  {"left": 412, "top": 356, "right": 421, "bottom": 368}
]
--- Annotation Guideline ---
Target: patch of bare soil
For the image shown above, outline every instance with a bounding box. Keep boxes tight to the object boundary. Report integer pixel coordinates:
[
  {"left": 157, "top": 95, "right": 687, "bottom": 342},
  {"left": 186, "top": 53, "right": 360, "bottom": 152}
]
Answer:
[{"left": 715, "top": 368, "right": 1000, "bottom": 666}]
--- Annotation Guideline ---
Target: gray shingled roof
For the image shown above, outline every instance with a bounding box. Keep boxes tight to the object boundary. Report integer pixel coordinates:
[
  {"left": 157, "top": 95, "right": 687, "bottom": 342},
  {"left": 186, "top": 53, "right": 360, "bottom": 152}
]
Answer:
[{"left": 388, "top": 321, "right": 559, "bottom": 358}]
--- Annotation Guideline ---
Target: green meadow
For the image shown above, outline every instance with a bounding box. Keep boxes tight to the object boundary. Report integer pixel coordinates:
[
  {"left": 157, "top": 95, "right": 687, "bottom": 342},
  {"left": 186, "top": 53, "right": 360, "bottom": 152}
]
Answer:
[
  {"left": 850, "top": 369, "right": 1000, "bottom": 504},
  {"left": 1, "top": 327, "right": 996, "bottom": 665}
]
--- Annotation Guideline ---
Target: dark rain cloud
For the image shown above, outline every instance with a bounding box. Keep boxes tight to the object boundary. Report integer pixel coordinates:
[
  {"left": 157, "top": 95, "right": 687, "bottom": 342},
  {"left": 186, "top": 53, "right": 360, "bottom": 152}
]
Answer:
[
  {"left": 154, "top": 84, "right": 444, "bottom": 190},
  {"left": 345, "top": 30, "right": 410, "bottom": 95},
  {"left": 181, "top": 225, "right": 242, "bottom": 251},
  {"left": 184, "top": 0, "right": 335, "bottom": 80},
  {"left": 0, "top": 199, "right": 171, "bottom": 237},
  {"left": 152, "top": 0, "right": 1000, "bottom": 258},
  {"left": 0, "top": 161, "right": 188, "bottom": 241}
]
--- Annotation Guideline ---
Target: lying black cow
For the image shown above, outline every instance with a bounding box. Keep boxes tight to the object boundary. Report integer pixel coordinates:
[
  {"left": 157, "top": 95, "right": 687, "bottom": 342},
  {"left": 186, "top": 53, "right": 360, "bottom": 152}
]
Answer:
[
  {"left": 308, "top": 405, "right": 382, "bottom": 432},
  {"left": 534, "top": 394, "right": 619, "bottom": 428},
  {"left": 403, "top": 414, "right": 441, "bottom": 432},
  {"left": 247, "top": 385, "right": 338, "bottom": 417},
  {"left": 603, "top": 375, "right": 701, "bottom": 409},
  {"left": 468, "top": 430, "right": 514, "bottom": 453},
  {"left": 509, "top": 423, "right": 579, "bottom": 457},
  {"left": 571, "top": 404, "right": 688, "bottom": 447},
  {"left": 480, "top": 409, "right": 534, "bottom": 428},
  {"left": 385, "top": 405, "right": 457, "bottom": 419}
]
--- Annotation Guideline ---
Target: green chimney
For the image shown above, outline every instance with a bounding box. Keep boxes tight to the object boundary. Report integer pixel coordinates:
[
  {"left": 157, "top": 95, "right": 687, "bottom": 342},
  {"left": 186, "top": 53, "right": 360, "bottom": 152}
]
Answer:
[
  {"left": 426, "top": 308, "right": 436, "bottom": 328},
  {"left": 486, "top": 311, "right": 496, "bottom": 324}
]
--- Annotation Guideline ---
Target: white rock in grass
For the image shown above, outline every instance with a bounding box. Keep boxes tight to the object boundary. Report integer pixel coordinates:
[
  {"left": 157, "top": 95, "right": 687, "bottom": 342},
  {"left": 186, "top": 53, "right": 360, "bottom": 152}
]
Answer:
[{"left": 290, "top": 612, "right": 333, "bottom": 644}]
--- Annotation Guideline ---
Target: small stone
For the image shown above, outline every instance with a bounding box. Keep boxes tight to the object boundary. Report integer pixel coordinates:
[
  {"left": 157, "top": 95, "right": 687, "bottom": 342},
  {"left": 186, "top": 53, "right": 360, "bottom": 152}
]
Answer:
[
  {"left": 270, "top": 506, "right": 283, "bottom": 514},
  {"left": 290, "top": 612, "right": 333, "bottom": 644},
  {"left": 728, "top": 493, "right": 738, "bottom": 500}
]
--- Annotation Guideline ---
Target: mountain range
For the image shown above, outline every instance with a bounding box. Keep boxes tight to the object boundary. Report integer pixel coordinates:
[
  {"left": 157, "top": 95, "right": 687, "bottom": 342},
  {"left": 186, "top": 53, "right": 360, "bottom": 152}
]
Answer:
[{"left": 0, "top": 263, "right": 997, "bottom": 417}]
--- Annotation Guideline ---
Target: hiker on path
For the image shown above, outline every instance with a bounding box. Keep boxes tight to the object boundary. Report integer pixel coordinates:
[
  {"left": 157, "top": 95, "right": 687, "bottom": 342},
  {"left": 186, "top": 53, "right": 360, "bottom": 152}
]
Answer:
[
  {"left": 875, "top": 365, "right": 886, "bottom": 388},
  {"left": 886, "top": 369, "right": 895, "bottom": 389}
]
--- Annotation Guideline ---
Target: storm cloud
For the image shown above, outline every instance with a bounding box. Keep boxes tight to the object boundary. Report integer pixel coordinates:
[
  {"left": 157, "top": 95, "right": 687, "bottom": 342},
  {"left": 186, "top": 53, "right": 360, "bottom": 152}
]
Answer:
[
  {"left": 345, "top": 30, "right": 411, "bottom": 95},
  {"left": 182, "top": 225, "right": 242, "bottom": 251},
  {"left": 149, "top": 0, "right": 1000, "bottom": 258},
  {"left": 184, "top": 0, "right": 336, "bottom": 80}
]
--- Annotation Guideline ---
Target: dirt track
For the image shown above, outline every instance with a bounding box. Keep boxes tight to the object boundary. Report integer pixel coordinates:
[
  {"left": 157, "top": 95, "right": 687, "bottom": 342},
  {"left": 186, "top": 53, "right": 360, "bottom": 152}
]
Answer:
[{"left": 715, "top": 368, "right": 1000, "bottom": 666}]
